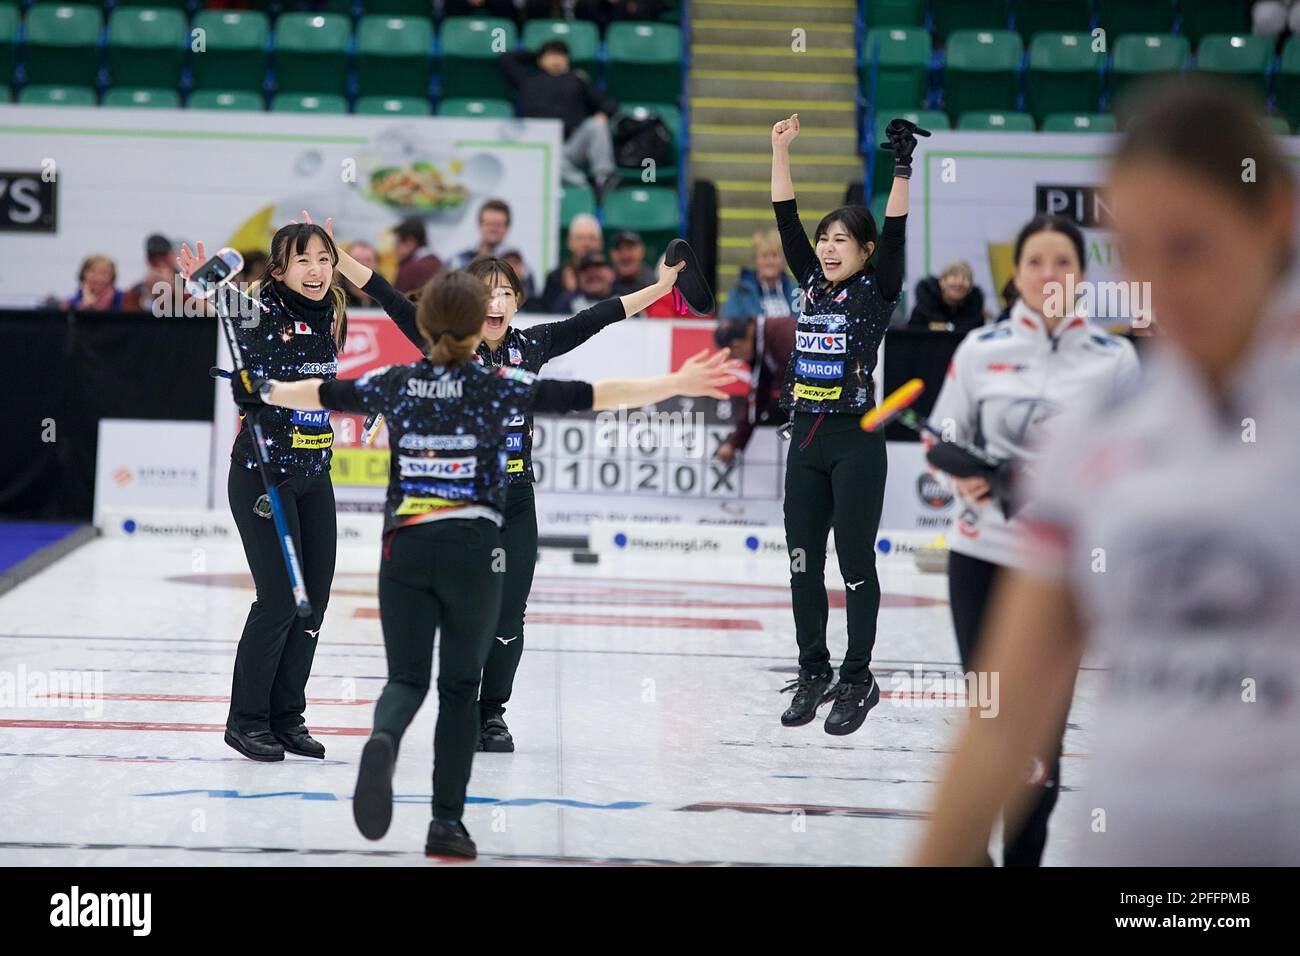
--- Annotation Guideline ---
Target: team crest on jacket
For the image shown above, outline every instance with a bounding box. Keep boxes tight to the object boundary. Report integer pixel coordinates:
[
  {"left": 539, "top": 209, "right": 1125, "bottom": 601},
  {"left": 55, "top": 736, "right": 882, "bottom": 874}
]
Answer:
[
  {"left": 833, "top": 289, "right": 848, "bottom": 303},
  {"left": 509, "top": 347, "right": 523, "bottom": 365}
]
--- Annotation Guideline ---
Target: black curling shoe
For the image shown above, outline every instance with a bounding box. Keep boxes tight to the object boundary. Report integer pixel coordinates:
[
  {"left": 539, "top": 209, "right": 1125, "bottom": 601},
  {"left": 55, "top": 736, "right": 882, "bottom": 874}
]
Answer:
[
  {"left": 477, "top": 713, "right": 515, "bottom": 753},
  {"left": 425, "top": 820, "right": 477, "bottom": 861},
  {"left": 274, "top": 725, "right": 325, "bottom": 759},
  {"left": 779, "top": 672, "right": 834, "bottom": 726},
  {"left": 224, "top": 726, "right": 285, "bottom": 762},
  {"left": 353, "top": 732, "right": 397, "bottom": 840},
  {"left": 823, "top": 675, "right": 881, "bottom": 736}
]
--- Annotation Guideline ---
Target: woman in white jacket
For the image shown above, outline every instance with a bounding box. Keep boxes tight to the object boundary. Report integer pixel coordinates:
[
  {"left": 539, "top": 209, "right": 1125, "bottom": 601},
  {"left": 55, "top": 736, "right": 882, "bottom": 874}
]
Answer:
[{"left": 925, "top": 213, "right": 1139, "bottom": 865}]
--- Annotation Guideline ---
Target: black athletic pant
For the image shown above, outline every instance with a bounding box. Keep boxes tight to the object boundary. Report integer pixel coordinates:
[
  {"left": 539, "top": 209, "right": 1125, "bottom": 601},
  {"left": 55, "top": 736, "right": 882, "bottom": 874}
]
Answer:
[
  {"left": 227, "top": 463, "right": 335, "bottom": 734},
  {"left": 478, "top": 482, "right": 538, "bottom": 720},
  {"left": 374, "top": 518, "right": 503, "bottom": 823},
  {"left": 948, "top": 550, "right": 1063, "bottom": 867},
  {"left": 784, "top": 411, "right": 888, "bottom": 684}
]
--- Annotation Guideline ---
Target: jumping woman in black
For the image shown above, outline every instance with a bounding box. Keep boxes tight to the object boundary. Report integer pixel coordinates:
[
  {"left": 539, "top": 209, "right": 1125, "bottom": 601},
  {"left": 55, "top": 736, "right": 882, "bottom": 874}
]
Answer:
[
  {"left": 313, "top": 219, "right": 681, "bottom": 753},
  {"left": 770, "top": 112, "right": 920, "bottom": 735},
  {"left": 235, "top": 270, "right": 739, "bottom": 859},
  {"left": 178, "top": 225, "right": 424, "bottom": 762}
]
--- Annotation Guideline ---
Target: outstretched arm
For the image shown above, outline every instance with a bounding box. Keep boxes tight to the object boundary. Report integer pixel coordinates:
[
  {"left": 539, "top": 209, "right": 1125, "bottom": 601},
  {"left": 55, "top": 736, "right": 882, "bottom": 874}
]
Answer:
[
  {"left": 537, "top": 261, "right": 684, "bottom": 361},
  {"left": 529, "top": 349, "right": 745, "bottom": 414}
]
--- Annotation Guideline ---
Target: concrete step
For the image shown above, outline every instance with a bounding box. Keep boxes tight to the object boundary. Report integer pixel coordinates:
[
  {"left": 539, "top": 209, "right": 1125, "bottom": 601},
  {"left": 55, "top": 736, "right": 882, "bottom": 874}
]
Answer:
[
  {"left": 714, "top": 177, "right": 850, "bottom": 210},
  {"left": 693, "top": 0, "right": 858, "bottom": 25},
  {"left": 689, "top": 71, "right": 859, "bottom": 101},
  {"left": 692, "top": 152, "right": 864, "bottom": 185},
  {"left": 691, "top": 45, "right": 857, "bottom": 74},
  {"left": 693, "top": 123, "right": 859, "bottom": 155},
  {"left": 692, "top": 20, "right": 856, "bottom": 50}
]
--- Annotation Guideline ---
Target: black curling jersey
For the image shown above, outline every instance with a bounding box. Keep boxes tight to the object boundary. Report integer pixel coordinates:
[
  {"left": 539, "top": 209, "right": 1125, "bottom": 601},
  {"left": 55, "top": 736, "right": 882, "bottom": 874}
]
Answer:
[
  {"left": 772, "top": 198, "right": 906, "bottom": 414},
  {"left": 361, "top": 271, "right": 625, "bottom": 484},
  {"left": 318, "top": 360, "right": 593, "bottom": 533},
  {"left": 231, "top": 281, "right": 422, "bottom": 477}
]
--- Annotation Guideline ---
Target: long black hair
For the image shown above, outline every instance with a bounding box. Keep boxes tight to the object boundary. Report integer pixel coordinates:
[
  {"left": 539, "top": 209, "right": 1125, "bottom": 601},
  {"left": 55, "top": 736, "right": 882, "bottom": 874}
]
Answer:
[
  {"left": 814, "top": 204, "right": 880, "bottom": 271},
  {"left": 1013, "top": 215, "right": 1086, "bottom": 269},
  {"left": 258, "top": 222, "right": 348, "bottom": 349}
]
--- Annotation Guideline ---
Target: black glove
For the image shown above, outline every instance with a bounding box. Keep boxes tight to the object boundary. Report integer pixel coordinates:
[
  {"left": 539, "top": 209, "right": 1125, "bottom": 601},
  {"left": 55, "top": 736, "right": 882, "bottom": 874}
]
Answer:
[
  {"left": 878, "top": 118, "right": 931, "bottom": 180},
  {"left": 231, "top": 370, "right": 269, "bottom": 407}
]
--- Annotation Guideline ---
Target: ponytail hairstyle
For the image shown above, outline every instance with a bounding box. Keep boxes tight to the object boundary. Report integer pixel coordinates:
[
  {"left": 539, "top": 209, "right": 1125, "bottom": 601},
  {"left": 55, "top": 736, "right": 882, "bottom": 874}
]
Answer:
[
  {"left": 416, "top": 270, "right": 489, "bottom": 367},
  {"left": 257, "top": 222, "right": 349, "bottom": 351}
]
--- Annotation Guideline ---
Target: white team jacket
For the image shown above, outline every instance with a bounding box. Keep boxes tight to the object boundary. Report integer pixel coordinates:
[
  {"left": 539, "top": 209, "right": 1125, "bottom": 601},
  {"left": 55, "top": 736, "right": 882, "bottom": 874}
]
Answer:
[{"left": 926, "top": 300, "right": 1139, "bottom": 567}]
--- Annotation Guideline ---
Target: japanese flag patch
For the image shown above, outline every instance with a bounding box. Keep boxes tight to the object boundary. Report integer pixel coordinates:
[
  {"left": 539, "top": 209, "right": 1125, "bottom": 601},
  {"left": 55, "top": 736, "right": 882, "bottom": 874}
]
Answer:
[{"left": 293, "top": 321, "right": 314, "bottom": 335}]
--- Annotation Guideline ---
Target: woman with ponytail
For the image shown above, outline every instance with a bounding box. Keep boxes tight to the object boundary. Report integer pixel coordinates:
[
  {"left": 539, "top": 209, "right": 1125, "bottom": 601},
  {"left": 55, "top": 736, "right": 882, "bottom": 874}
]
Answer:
[
  {"left": 179, "top": 222, "right": 424, "bottom": 763},
  {"left": 233, "top": 270, "right": 740, "bottom": 859}
]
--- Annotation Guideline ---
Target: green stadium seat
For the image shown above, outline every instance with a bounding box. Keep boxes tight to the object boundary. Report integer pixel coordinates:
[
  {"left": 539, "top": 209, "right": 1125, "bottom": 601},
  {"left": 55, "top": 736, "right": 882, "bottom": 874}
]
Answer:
[
  {"left": 605, "top": 22, "right": 682, "bottom": 104},
  {"left": 437, "top": 96, "right": 513, "bottom": 118},
  {"left": 869, "top": 192, "right": 889, "bottom": 233},
  {"left": 1276, "top": 36, "right": 1300, "bottom": 130},
  {"left": 271, "top": 92, "right": 348, "bottom": 113},
  {"left": 1041, "top": 111, "right": 1118, "bottom": 132},
  {"left": 1195, "top": 34, "right": 1272, "bottom": 100},
  {"left": 1261, "top": 115, "right": 1291, "bottom": 135},
  {"left": 0, "top": 86, "right": 9, "bottom": 102},
  {"left": 0, "top": 4, "right": 17, "bottom": 88},
  {"left": 356, "top": 15, "right": 433, "bottom": 98},
  {"left": 438, "top": 17, "right": 516, "bottom": 100},
  {"left": 274, "top": 13, "right": 350, "bottom": 97},
  {"left": 560, "top": 182, "right": 596, "bottom": 248},
  {"left": 1179, "top": 0, "right": 1252, "bottom": 45},
  {"left": 23, "top": 4, "right": 102, "bottom": 88},
  {"left": 356, "top": 94, "right": 431, "bottom": 115},
  {"left": 191, "top": 12, "right": 269, "bottom": 95},
  {"left": 107, "top": 8, "right": 186, "bottom": 91},
  {"left": 1013, "top": 0, "right": 1092, "bottom": 41},
  {"left": 103, "top": 86, "right": 179, "bottom": 108},
  {"left": 867, "top": 0, "right": 924, "bottom": 27},
  {"left": 933, "top": 0, "right": 1010, "bottom": 43},
  {"left": 860, "top": 27, "right": 931, "bottom": 111},
  {"left": 612, "top": 102, "right": 681, "bottom": 182},
  {"left": 943, "top": 29, "right": 1023, "bottom": 115},
  {"left": 1110, "top": 34, "right": 1188, "bottom": 105},
  {"left": 1026, "top": 32, "right": 1103, "bottom": 121},
  {"left": 601, "top": 185, "right": 679, "bottom": 261},
  {"left": 522, "top": 19, "right": 598, "bottom": 76},
  {"left": 957, "top": 109, "right": 1035, "bottom": 131},
  {"left": 1094, "top": 0, "right": 1174, "bottom": 37},
  {"left": 19, "top": 83, "right": 96, "bottom": 105},
  {"left": 189, "top": 89, "right": 264, "bottom": 111},
  {"left": 872, "top": 108, "right": 950, "bottom": 189},
  {"left": 114, "top": 0, "right": 187, "bottom": 8}
]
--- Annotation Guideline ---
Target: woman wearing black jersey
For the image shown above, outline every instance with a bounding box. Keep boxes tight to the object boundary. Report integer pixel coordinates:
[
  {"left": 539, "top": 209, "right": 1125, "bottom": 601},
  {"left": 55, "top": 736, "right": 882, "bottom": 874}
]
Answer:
[
  {"left": 179, "top": 225, "right": 424, "bottom": 763},
  {"left": 770, "top": 112, "right": 917, "bottom": 735},
  {"left": 234, "top": 270, "right": 738, "bottom": 859},
  {"left": 313, "top": 216, "right": 680, "bottom": 752}
]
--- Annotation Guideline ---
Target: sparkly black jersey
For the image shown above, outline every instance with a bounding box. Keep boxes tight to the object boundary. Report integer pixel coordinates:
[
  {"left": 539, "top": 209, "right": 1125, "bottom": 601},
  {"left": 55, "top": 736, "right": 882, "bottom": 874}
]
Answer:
[
  {"left": 773, "top": 199, "right": 906, "bottom": 414},
  {"left": 318, "top": 360, "right": 593, "bottom": 533},
  {"left": 362, "top": 272, "right": 625, "bottom": 484},
  {"left": 231, "top": 281, "right": 422, "bottom": 477}
]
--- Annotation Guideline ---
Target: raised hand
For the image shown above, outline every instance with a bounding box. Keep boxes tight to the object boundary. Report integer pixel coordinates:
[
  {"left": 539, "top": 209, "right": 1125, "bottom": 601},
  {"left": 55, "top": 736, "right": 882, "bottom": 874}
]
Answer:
[
  {"left": 878, "top": 118, "right": 932, "bottom": 179},
  {"left": 656, "top": 259, "right": 685, "bottom": 289},
  {"left": 292, "top": 209, "right": 334, "bottom": 238},
  {"left": 674, "top": 348, "right": 746, "bottom": 399},
  {"left": 771, "top": 113, "right": 800, "bottom": 149},
  {"left": 177, "top": 240, "right": 206, "bottom": 280}
]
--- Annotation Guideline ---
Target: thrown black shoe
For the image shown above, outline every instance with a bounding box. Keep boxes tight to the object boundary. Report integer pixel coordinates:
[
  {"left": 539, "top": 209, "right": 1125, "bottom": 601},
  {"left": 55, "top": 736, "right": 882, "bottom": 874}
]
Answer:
[
  {"left": 779, "top": 671, "right": 834, "bottom": 727},
  {"left": 273, "top": 724, "right": 325, "bottom": 759},
  {"left": 823, "top": 675, "right": 882, "bottom": 736},
  {"left": 477, "top": 713, "right": 515, "bottom": 753},
  {"left": 425, "top": 820, "right": 477, "bottom": 861},
  {"left": 224, "top": 726, "right": 285, "bottom": 762},
  {"left": 353, "top": 732, "right": 397, "bottom": 840}
]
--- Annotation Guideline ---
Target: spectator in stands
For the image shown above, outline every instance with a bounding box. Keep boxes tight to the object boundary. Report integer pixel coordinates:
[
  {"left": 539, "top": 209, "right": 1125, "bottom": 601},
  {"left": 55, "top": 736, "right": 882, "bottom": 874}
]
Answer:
[
  {"left": 712, "top": 314, "right": 796, "bottom": 464},
  {"left": 719, "top": 228, "right": 800, "bottom": 321},
  {"left": 500, "top": 249, "right": 541, "bottom": 311},
  {"left": 121, "top": 234, "right": 182, "bottom": 315},
  {"left": 610, "top": 230, "right": 656, "bottom": 299},
  {"left": 451, "top": 199, "right": 514, "bottom": 269},
  {"left": 541, "top": 212, "right": 603, "bottom": 311},
  {"left": 64, "top": 254, "right": 124, "bottom": 311},
  {"left": 342, "top": 242, "right": 379, "bottom": 307},
  {"left": 391, "top": 219, "right": 443, "bottom": 295},
  {"left": 574, "top": 0, "right": 666, "bottom": 29},
  {"left": 555, "top": 251, "right": 616, "bottom": 314},
  {"left": 500, "top": 40, "right": 620, "bottom": 200},
  {"left": 907, "top": 260, "right": 987, "bottom": 334},
  {"left": 445, "top": 0, "right": 550, "bottom": 21},
  {"left": 1253, "top": 0, "right": 1300, "bottom": 38}
]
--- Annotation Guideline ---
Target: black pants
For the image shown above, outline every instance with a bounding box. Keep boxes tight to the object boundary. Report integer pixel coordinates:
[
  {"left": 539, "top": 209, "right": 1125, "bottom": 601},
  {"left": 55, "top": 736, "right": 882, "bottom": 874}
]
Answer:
[
  {"left": 227, "top": 463, "right": 335, "bottom": 734},
  {"left": 478, "top": 482, "right": 538, "bottom": 720},
  {"left": 948, "top": 550, "right": 1063, "bottom": 867},
  {"left": 375, "top": 518, "right": 503, "bottom": 823},
  {"left": 784, "top": 411, "right": 888, "bottom": 684}
]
